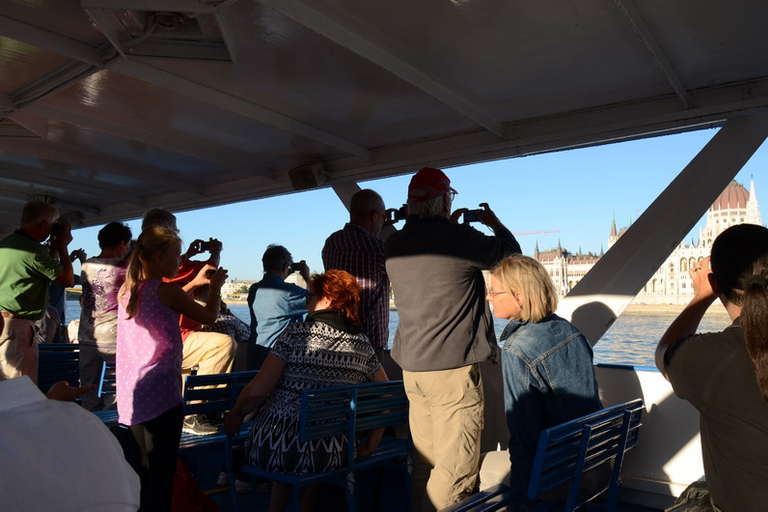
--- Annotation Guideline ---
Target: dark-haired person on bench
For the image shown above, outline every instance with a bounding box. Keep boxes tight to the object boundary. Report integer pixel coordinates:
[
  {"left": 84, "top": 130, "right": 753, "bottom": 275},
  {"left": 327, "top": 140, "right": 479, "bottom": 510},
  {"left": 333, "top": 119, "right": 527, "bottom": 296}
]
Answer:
[
  {"left": 226, "top": 270, "right": 388, "bottom": 512},
  {"left": 488, "top": 255, "right": 604, "bottom": 512}
]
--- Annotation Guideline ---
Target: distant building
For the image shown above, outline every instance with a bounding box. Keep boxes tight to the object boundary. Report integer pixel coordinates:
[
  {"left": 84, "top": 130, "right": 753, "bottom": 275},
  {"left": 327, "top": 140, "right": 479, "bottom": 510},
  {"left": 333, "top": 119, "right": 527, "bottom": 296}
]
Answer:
[
  {"left": 534, "top": 242, "right": 602, "bottom": 297},
  {"left": 536, "top": 178, "right": 763, "bottom": 304},
  {"left": 221, "top": 279, "right": 256, "bottom": 300},
  {"left": 221, "top": 273, "right": 307, "bottom": 301}
]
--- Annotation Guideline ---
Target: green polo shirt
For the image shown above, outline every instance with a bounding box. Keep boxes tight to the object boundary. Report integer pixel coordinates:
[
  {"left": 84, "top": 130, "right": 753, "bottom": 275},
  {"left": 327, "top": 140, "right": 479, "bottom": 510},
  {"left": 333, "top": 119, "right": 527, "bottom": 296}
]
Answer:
[{"left": 0, "top": 231, "right": 62, "bottom": 319}]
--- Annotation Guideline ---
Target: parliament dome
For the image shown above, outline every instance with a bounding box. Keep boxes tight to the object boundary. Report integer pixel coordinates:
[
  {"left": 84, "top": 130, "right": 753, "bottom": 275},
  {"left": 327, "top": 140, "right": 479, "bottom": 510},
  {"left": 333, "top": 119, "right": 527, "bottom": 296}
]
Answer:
[{"left": 712, "top": 180, "right": 749, "bottom": 211}]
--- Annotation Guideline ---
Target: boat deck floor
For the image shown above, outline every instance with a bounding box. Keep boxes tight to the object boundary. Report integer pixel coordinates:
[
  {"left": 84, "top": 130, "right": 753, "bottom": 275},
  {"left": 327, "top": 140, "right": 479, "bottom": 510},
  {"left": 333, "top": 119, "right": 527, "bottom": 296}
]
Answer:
[
  {"left": 206, "top": 474, "right": 664, "bottom": 512},
  {"left": 191, "top": 442, "right": 662, "bottom": 512}
]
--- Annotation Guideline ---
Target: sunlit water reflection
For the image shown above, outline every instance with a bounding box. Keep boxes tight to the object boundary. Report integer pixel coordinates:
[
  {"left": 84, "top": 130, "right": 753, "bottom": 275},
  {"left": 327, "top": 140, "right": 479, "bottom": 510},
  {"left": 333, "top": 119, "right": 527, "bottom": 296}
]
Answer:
[{"left": 67, "top": 302, "right": 733, "bottom": 368}]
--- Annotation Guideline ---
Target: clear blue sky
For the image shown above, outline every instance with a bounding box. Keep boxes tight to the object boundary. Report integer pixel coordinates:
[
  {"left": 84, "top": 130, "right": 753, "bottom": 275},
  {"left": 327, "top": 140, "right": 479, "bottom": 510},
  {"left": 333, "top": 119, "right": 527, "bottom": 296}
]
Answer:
[{"left": 71, "top": 127, "right": 768, "bottom": 281}]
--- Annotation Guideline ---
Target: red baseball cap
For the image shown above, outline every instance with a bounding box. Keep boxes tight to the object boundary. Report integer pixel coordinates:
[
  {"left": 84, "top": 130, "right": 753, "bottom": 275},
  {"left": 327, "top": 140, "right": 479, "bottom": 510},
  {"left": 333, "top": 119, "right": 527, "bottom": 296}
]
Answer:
[{"left": 407, "top": 167, "right": 457, "bottom": 202}]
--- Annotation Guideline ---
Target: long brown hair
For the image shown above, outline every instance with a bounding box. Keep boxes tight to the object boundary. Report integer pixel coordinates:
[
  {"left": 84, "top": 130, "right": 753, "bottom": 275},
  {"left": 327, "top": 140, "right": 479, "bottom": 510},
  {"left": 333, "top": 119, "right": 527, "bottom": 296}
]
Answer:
[
  {"left": 120, "top": 226, "right": 180, "bottom": 319},
  {"left": 309, "top": 270, "right": 361, "bottom": 324},
  {"left": 711, "top": 224, "right": 768, "bottom": 404}
]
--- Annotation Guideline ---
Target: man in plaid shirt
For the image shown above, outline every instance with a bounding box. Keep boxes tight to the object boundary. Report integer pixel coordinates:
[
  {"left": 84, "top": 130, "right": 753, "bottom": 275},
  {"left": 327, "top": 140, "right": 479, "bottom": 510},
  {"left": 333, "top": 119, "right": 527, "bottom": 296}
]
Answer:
[{"left": 322, "top": 189, "right": 392, "bottom": 361}]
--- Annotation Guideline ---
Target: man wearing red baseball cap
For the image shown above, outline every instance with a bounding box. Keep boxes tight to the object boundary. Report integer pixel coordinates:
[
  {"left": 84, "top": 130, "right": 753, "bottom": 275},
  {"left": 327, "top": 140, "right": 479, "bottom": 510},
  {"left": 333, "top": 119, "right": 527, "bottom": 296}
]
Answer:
[{"left": 385, "top": 167, "right": 520, "bottom": 511}]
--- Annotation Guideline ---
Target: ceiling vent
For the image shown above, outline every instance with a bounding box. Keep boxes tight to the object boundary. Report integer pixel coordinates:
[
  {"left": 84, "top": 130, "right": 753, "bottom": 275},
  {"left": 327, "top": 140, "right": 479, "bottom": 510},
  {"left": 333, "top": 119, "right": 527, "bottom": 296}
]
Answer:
[{"left": 83, "top": 1, "right": 237, "bottom": 63}]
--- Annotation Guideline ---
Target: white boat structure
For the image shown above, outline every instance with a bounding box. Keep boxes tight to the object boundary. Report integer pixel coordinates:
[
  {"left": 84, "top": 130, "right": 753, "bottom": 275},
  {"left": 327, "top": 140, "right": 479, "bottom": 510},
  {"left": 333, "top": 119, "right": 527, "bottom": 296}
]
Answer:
[{"left": 2, "top": 1, "right": 768, "bottom": 509}]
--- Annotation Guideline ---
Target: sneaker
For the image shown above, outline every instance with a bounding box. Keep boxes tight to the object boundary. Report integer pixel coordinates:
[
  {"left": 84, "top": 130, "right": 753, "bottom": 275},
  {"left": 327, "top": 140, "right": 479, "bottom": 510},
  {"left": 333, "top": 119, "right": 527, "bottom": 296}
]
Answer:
[
  {"left": 216, "top": 471, "right": 229, "bottom": 487},
  {"left": 235, "top": 479, "right": 252, "bottom": 494},
  {"left": 182, "top": 414, "right": 219, "bottom": 436}
]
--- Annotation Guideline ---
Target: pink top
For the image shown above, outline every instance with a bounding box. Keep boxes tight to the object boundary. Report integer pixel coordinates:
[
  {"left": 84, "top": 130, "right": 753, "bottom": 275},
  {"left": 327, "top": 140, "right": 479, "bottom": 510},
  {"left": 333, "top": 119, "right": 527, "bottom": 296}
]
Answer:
[{"left": 116, "top": 279, "right": 182, "bottom": 425}]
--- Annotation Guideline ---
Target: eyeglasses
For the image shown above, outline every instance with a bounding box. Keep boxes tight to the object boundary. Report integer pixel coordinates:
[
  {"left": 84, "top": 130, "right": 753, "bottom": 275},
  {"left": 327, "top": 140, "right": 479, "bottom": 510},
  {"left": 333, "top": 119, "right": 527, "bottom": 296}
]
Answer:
[
  {"left": 486, "top": 289, "right": 507, "bottom": 296},
  {"left": 448, "top": 189, "right": 458, "bottom": 201}
]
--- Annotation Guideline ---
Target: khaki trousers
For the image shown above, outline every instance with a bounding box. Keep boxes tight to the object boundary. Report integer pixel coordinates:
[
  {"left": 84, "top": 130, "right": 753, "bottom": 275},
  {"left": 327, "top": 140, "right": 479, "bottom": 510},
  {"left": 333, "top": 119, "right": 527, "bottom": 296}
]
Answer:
[
  {"left": 404, "top": 364, "right": 484, "bottom": 512},
  {"left": 0, "top": 318, "right": 38, "bottom": 383},
  {"left": 181, "top": 331, "right": 236, "bottom": 377}
]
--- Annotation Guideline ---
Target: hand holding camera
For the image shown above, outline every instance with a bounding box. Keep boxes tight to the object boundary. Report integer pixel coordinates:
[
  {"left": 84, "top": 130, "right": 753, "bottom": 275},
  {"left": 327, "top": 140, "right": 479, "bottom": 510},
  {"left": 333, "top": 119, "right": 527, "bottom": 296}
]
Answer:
[
  {"left": 454, "top": 203, "right": 501, "bottom": 229},
  {"left": 290, "top": 260, "right": 310, "bottom": 281},
  {"left": 387, "top": 204, "right": 409, "bottom": 223}
]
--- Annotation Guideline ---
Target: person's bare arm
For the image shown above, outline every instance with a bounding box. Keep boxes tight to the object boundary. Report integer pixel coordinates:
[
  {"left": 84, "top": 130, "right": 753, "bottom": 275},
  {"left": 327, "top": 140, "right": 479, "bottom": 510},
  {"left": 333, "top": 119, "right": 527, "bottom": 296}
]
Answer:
[
  {"left": 225, "top": 354, "right": 286, "bottom": 437},
  {"left": 158, "top": 267, "right": 228, "bottom": 324},
  {"left": 655, "top": 257, "right": 716, "bottom": 379},
  {"left": 52, "top": 224, "right": 75, "bottom": 287}
]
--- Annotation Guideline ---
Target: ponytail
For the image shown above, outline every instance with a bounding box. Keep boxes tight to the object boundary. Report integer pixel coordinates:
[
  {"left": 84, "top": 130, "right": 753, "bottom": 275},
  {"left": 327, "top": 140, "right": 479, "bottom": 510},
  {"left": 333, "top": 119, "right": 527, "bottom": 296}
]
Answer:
[
  {"left": 740, "top": 270, "right": 768, "bottom": 403},
  {"left": 711, "top": 224, "right": 768, "bottom": 406},
  {"left": 119, "top": 226, "right": 181, "bottom": 319}
]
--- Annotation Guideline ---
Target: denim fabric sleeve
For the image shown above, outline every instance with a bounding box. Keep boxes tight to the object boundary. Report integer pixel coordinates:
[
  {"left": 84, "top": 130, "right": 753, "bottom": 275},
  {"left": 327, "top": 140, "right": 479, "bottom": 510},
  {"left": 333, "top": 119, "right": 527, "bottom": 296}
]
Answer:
[{"left": 502, "top": 348, "right": 543, "bottom": 508}]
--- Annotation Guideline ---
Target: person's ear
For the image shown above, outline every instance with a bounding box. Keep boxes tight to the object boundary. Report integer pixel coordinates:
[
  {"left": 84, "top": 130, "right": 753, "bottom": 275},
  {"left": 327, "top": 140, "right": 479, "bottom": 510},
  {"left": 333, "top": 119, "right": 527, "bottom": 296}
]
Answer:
[{"left": 708, "top": 273, "right": 721, "bottom": 295}]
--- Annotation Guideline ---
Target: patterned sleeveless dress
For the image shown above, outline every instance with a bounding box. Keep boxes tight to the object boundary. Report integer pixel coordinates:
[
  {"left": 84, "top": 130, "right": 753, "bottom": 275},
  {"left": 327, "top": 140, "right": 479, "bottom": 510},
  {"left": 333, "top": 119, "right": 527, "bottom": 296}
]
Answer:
[{"left": 246, "top": 311, "right": 380, "bottom": 474}]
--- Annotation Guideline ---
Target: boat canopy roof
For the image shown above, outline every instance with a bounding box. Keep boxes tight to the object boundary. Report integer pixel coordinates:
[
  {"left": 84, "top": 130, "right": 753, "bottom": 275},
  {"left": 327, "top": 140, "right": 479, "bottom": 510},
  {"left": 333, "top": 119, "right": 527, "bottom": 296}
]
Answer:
[{"left": 1, "top": 0, "right": 767, "bottom": 233}]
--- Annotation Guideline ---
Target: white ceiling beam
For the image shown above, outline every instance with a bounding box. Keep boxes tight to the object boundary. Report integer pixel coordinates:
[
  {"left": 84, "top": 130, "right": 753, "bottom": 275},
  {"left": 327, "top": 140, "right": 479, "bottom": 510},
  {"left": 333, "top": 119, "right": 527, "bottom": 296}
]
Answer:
[
  {"left": 0, "top": 15, "right": 104, "bottom": 67},
  {"left": 109, "top": 59, "right": 372, "bottom": 161},
  {"left": 612, "top": 0, "right": 692, "bottom": 109},
  {"left": 7, "top": 112, "right": 49, "bottom": 138},
  {"left": 255, "top": 0, "right": 503, "bottom": 137},
  {"left": 319, "top": 77, "right": 768, "bottom": 185},
  {"left": 0, "top": 162, "right": 142, "bottom": 204},
  {"left": 0, "top": 94, "right": 15, "bottom": 113},
  {"left": 80, "top": 0, "right": 236, "bottom": 13},
  {"left": 2, "top": 13, "right": 362, "bottom": 162},
  {"left": 0, "top": 123, "right": 39, "bottom": 138},
  {"left": 0, "top": 139, "right": 203, "bottom": 195},
  {"left": 21, "top": 104, "right": 271, "bottom": 178}
]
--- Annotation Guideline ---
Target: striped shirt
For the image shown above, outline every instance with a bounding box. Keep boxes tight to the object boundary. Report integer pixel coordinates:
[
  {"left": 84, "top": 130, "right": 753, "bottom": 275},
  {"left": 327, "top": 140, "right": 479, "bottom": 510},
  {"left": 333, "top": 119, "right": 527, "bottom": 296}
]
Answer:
[{"left": 322, "top": 223, "right": 389, "bottom": 350}]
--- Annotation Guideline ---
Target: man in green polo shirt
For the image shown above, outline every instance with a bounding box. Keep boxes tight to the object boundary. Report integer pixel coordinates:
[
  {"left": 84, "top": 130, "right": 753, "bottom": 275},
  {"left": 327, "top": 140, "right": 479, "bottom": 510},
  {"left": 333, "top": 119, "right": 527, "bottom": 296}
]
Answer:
[{"left": 0, "top": 200, "right": 74, "bottom": 383}]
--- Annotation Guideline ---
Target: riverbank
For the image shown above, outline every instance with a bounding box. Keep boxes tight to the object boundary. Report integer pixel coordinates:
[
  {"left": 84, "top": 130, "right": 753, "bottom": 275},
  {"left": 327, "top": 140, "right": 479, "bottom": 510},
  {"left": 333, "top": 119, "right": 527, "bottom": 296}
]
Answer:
[
  {"left": 225, "top": 300, "right": 728, "bottom": 316},
  {"left": 621, "top": 302, "right": 728, "bottom": 315}
]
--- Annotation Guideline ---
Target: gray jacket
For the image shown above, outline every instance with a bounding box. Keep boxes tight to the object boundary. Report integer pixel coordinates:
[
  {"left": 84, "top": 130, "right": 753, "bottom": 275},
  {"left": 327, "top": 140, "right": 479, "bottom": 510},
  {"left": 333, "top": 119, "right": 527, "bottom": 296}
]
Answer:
[{"left": 385, "top": 215, "right": 520, "bottom": 371}]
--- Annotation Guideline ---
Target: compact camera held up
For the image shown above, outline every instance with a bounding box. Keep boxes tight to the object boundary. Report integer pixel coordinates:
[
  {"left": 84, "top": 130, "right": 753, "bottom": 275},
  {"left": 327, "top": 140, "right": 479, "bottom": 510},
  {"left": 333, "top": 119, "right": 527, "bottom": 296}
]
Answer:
[
  {"left": 387, "top": 204, "right": 409, "bottom": 223},
  {"left": 461, "top": 209, "right": 482, "bottom": 224}
]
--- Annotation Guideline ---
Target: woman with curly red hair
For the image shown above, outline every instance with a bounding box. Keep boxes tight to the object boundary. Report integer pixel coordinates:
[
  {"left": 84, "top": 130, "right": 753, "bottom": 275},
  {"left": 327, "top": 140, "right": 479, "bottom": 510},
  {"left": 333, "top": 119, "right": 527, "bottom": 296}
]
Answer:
[{"left": 225, "top": 269, "right": 388, "bottom": 512}]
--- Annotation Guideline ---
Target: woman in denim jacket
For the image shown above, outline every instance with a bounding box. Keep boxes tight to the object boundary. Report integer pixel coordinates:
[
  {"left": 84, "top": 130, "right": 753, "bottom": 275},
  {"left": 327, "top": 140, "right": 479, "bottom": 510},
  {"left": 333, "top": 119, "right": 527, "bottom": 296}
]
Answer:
[{"left": 488, "top": 255, "right": 603, "bottom": 511}]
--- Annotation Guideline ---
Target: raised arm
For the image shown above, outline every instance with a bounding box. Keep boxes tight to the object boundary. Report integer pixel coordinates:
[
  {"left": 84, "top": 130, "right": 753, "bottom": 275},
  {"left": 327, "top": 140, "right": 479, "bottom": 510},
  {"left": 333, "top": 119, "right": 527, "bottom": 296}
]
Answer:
[
  {"left": 655, "top": 257, "right": 717, "bottom": 379},
  {"left": 158, "top": 266, "right": 228, "bottom": 324}
]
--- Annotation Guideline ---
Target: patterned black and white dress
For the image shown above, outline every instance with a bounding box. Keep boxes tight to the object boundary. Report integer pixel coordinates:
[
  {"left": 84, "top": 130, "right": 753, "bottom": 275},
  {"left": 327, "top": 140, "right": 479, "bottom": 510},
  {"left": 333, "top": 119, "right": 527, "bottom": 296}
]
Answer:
[{"left": 246, "top": 310, "right": 381, "bottom": 475}]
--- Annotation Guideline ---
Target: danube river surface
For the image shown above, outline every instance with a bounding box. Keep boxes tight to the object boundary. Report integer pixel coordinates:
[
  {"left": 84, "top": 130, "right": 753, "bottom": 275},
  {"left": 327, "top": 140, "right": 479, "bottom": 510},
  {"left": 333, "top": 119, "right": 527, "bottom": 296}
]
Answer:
[{"left": 66, "top": 301, "right": 732, "bottom": 368}]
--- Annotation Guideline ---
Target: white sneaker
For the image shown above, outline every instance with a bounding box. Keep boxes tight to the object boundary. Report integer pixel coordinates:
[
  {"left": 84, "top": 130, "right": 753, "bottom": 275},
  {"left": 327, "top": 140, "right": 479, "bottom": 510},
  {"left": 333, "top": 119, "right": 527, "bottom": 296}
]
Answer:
[
  {"left": 216, "top": 472, "right": 228, "bottom": 487},
  {"left": 235, "top": 479, "right": 252, "bottom": 493},
  {"left": 182, "top": 415, "right": 219, "bottom": 436}
]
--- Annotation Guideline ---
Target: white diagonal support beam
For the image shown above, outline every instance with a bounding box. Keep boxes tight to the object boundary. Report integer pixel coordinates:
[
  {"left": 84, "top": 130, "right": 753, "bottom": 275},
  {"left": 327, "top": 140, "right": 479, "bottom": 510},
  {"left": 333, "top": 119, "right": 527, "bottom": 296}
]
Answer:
[
  {"left": 613, "top": 0, "right": 692, "bottom": 109},
  {"left": 557, "top": 114, "right": 768, "bottom": 345},
  {"left": 109, "top": 59, "right": 371, "bottom": 161},
  {"left": 20, "top": 105, "right": 270, "bottom": 178},
  {"left": 0, "top": 139, "right": 204, "bottom": 195},
  {"left": 256, "top": 0, "right": 504, "bottom": 137}
]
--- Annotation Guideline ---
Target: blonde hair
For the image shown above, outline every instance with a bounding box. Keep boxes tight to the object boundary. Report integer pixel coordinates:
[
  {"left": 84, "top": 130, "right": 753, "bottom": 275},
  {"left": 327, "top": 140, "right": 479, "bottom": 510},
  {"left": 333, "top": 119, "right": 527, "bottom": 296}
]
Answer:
[
  {"left": 120, "top": 226, "right": 181, "bottom": 319},
  {"left": 491, "top": 254, "right": 558, "bottom": 323}
]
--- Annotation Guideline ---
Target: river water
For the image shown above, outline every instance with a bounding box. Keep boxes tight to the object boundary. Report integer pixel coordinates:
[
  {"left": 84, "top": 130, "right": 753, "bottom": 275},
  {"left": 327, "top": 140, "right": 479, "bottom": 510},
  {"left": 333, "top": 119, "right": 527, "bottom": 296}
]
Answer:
[{"left": 66, "top": 301, "right": 732, "bottom": 368}]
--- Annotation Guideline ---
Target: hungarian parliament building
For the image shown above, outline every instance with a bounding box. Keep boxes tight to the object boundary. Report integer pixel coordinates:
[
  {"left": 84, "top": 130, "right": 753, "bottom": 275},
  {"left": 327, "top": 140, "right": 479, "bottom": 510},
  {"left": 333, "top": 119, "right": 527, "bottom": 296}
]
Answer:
[{"left": 535, "top": 178, "right": 763, "bottom": 304}]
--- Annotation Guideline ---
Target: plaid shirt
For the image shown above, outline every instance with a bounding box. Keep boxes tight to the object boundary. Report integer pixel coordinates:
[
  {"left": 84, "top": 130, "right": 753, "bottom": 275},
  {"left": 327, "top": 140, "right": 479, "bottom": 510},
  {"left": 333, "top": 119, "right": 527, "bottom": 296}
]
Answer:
[{"left": 322, "top": 223, "right": 389, "bottom": 350}]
